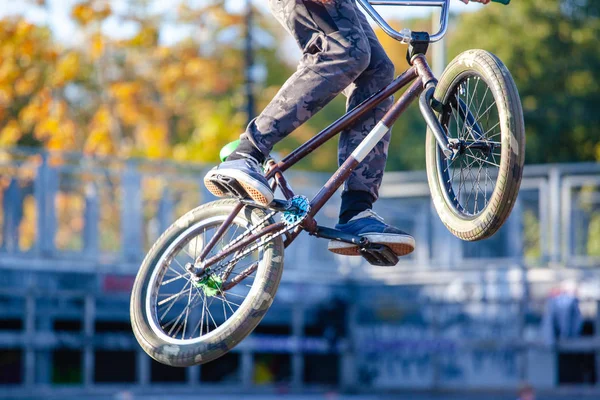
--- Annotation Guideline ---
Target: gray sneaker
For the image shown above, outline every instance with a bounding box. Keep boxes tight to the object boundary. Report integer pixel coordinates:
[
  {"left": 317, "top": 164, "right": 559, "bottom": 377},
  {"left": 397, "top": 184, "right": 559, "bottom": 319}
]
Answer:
[
  {"left": 204, "top": 156, "right": 274, "bottom": 206},
  {"left": 328, "top": 210, "right": 415, "bottom": 257}
]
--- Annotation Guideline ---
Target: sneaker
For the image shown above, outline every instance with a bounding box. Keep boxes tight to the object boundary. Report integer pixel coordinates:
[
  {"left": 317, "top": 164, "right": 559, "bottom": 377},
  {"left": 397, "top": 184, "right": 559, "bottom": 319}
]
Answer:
[
  {"left": 328, "top": 210, "right": 415, "bottom": 257},
  {"left": 204, "top": 155, "right": 274, "bottom": 206}
]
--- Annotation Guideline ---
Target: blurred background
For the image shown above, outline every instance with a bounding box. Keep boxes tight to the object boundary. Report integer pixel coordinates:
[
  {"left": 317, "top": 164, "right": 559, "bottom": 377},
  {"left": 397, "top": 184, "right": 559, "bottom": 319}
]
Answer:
[{"left": 0, "top": 0, "right": 599, "bottom": 399}]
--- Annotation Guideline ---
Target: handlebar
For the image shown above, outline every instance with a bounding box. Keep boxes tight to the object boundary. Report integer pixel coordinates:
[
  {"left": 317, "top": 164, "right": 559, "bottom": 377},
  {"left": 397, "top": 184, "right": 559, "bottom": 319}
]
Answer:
[{"left": 356, "top": 0, "right": 509, "bottom": 44}]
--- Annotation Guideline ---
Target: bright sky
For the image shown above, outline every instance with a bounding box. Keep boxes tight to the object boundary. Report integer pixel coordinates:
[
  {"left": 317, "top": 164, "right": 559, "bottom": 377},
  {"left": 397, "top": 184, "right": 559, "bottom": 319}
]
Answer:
[
  {"left": 0, "top": 0, "right": 478, "bottom": 43},
  {"left": 0, "top": 0, "right": 480, "bottom": 47}
]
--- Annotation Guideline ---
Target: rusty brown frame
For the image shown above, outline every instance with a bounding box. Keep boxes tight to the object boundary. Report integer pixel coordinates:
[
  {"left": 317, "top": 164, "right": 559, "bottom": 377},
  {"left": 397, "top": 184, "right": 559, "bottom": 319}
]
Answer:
[{"left": 196, "top": 55, "right": 435, "bottom": 276}]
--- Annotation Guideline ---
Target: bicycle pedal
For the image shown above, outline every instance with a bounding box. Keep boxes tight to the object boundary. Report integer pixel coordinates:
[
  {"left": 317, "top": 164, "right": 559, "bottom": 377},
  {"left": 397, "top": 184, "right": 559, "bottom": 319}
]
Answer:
[
  {"left": 360, "top": 244, "right": 399, "bottom": 267},
  {"left": 212, "top": 175, "right": 249, "bottom": 200}
]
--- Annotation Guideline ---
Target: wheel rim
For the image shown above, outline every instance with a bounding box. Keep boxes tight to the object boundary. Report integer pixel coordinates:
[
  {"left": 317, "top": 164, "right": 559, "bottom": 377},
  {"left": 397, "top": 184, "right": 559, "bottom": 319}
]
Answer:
[
  {"left": 436, "top": 71, "right": 503, "bottom": 219},
  {"left": 145, "top": 215, "right": 265, "bottom": 345}
]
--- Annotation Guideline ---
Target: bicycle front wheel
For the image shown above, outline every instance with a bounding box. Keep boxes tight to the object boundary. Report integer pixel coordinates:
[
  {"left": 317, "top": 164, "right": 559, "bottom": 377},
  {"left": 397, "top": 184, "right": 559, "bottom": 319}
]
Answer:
[{"left": 425, "top": 49, "right": 525, "bottom": 241}]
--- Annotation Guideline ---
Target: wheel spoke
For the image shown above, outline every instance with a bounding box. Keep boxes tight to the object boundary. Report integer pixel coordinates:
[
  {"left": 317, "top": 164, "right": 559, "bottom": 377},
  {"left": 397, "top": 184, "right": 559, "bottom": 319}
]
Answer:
[
  {"left": 474, "top": 86, "right": 490, "bottom": 120},
  {"left": 149, "top": 215, "right": 268, "bottom": 343},
  {"left": 199, "top": 291, "right": 206, "bottom": 336},
  {"left": 217, "top": 287, "right": 238, "bottom": 315},
  {"left": 462, "top": 80, "right": 469, "bottom": 140},
  {"left": 162, "top": 270, "right": 188, "bottom": 286},
  {"left": 439, "top": 71, "right": 503, "bottom": 217},
  {"left": 182, "top": 284, "right": 194, "bottom": 339},
  {"left": 466, "top": 77, "right": 481, "bottom": 141},
  {"left": 158, "top": 285, "right": 191, "bottom": 307},
  {"left": 464, "top": 153, "right": 500, "bottom": 168}
]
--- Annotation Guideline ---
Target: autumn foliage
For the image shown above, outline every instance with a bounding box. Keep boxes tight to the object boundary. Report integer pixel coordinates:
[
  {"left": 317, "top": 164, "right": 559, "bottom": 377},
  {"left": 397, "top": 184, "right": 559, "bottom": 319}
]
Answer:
[
  {"left": 0, "top": 0, "right": 254, "bottom": 163},
  {"left": 1, "top": 0, "right": 599, "bottom": 168}
]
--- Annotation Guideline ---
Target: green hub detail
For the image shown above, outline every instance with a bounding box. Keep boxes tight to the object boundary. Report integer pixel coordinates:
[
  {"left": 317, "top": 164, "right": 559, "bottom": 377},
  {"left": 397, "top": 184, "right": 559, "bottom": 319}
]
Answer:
[{"left": 194, "top": 274, "right": 223, "bottom": 297}]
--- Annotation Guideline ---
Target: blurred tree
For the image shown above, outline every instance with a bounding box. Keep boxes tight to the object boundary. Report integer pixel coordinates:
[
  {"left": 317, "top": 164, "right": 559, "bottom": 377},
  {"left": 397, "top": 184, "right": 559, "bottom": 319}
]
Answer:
[
  {"left": 0, "top": 0, "right": 287, "bottom": 163},
  {"left": 1, "top": 0, "right": 598, "bottom": 170},
  {"left": 304, "top": 0, "right": 600, "bottom": 171},
  {"left": 0, "top": 18, "right": 78, "bottom": 150},
  {"left": 449, "top": 0, "right": 600, "bottom": 164}
]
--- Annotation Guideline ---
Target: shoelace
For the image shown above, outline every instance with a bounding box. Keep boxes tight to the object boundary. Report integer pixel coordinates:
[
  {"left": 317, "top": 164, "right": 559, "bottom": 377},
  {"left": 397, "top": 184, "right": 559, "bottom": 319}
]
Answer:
[
  {"left": 237, "top": 152, "right": 263, "bottom": 172},
  {"left": 352, "top": 209, "right": 386, "bottom": 223}
]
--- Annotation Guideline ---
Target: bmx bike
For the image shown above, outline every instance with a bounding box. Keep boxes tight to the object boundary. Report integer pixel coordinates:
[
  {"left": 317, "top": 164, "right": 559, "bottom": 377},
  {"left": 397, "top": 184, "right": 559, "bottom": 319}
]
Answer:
[{"left": 131, "top": 0, "right": 524, "bottom": 367}]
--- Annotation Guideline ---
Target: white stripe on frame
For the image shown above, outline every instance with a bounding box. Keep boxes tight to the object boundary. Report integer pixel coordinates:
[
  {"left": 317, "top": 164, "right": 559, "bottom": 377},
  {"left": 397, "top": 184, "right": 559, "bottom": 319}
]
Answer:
[{"left": 350, "top": 122, "right": 390, "bottom": 162}]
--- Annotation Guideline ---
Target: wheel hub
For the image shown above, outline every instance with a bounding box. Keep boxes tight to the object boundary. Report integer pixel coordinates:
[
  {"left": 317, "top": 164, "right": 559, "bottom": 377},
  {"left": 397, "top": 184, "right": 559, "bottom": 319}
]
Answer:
[
  {"left": 193, "top": 272, "right": 222, "bottom": 297},
  {"left": 449, "top": 139, "right": 493, "bottom": 156}
]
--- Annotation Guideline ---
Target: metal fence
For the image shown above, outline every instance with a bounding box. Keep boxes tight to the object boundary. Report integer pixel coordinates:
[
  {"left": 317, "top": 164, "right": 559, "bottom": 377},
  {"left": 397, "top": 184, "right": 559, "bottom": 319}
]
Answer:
[{"left": 1, "top": 147, "right": 600, "bottom": 396}]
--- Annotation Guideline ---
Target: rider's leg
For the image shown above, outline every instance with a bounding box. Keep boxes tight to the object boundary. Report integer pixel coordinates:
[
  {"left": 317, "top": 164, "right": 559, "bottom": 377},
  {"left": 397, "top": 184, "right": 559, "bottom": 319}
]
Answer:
[
  {"left": 242, "top": 0, "right": 372, "bottom": 156},
  {"left": 329, "top": 5, "right": 415, "bottom": 257},
  {"left": 337, "top": 7, "right": 394, "bottom": 225},
  {"left": 205, "top": 0, "right": 373, "bottom": 205}
]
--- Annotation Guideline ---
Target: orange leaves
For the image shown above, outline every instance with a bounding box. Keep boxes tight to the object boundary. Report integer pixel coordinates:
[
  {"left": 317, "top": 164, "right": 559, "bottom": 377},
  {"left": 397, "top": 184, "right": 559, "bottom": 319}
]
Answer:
[
  {"left": 47, "top": 119, "right": 76, "bottom": 151},
  {"left": 0, "top": 3, "right": 270, "bottom": 164},
  {"left": 128, "top": 25, "right": 159, "bottom": 48},
  {"left": 0, "top": 17, "right": 75, "bottom": 152},
  {"left": 15, "top": 68, "right": 40, "bottom": 97},
  {"left": 19, "top": 195, "right": 37, "bottom": 251},
  {"left": 10, "top": 19, "right": 34, "bottom": 42},
  {"left": 27, "top": 94, "right": 77, "bottom": 151},
  {"left": 110, "top": 82, "right": 143, "bottom": 127},
  {"left": 110, "top": 82, "right": 140, "bottom": 100},
  {"left": 177, "top": 3, "right": 233, "bottom": 25},
  {"left": 0, "top": 120, "right": 21, "bottom": 146},
  {"left": 91, "top": 33, "right": 104, "bottom": 60},
  {"left": 54, "top": 190, "right": 85, "bottom": 251},
  {"left": 19, "top": 89, "right": 49, "bottom": 131},
  {"left": 84, "top": 106, "right": 115, "bottom": 156},
  {"left": 51, "top": 52, "right": 80, "bottom": 87},
  {"left": 71, "top": 4, "right": 95, "bottom": 26},
  {"left": 71, "top": 1, "right": 112, "bottom": 26},
  {"left": 35, "top": 116, "right": 60, "bottom": 141},
  {"left": 0, "top": 59, "right": 20, "bottom": 88},
  {"left": 138, "top": 123, "right": 168, "bottom": 159},
  {"left": 157, "top": 64, "right": 184, "bottom": 93}
]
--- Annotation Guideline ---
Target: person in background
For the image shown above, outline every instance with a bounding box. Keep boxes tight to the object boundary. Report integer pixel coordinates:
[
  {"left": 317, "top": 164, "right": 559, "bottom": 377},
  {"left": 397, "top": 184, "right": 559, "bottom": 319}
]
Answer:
[
  {"left": 516, "top": 383, "right": 535, "bottom": 400},
  {"left": 541, "top": 280, "right": 582, "bottom": 345}
]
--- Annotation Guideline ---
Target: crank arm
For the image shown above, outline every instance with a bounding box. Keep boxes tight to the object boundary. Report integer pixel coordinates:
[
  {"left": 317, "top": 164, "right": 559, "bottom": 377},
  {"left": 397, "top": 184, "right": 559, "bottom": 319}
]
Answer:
[
  {"left": 310, "top": 226, "right": 370, "bottom": 247},
  {"left": 240, "top": 198, "right": 298, "bottom": 214}
]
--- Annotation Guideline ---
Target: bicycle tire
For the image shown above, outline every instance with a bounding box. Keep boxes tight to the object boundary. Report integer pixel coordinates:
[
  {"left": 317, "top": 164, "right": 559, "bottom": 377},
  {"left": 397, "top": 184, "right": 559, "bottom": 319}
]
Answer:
[
  {"left": 130, "top": 199, "right": 284, "bottom": 366},
  {"left": 425, "top": 49, "right": 525, "bottom": 241}
]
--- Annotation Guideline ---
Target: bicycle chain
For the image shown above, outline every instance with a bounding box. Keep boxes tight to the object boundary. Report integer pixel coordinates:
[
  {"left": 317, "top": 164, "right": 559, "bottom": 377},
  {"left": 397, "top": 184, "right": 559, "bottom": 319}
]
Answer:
[
  {"left": 217, "top": 220, "right": 298, "bottom": 273},
  {"left": 212, "top": 199, "right": 308, "bottom": 276},
  {"left": 219, "top": 209, "right": 278, "bottom": 254}
]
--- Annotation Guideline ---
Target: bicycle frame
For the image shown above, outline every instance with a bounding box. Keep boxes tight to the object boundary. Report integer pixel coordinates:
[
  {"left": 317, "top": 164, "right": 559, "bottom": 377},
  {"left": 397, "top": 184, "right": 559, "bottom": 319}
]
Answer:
[
  {"left": 194, "top": 0, "right": 459, "bottom": 276},
  {"left": 196, "top": 55, "right": 437, "bottom": 272}
]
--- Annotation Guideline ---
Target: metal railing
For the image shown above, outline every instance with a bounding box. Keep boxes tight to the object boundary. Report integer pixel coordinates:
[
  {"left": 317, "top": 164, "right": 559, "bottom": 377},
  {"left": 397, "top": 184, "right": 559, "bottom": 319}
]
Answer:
[
  {"left": 1, "top": 147, "right": 600, "bottom": 278},
  {"left": 1, "top": 147, "right": 600, "bottom": 395}
]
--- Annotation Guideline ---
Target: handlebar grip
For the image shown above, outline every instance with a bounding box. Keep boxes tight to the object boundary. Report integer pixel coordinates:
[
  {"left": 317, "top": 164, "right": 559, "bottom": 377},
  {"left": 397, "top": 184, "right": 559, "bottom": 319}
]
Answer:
[{"left": 492, "top": 0, "right": 510, "bottom": 5}]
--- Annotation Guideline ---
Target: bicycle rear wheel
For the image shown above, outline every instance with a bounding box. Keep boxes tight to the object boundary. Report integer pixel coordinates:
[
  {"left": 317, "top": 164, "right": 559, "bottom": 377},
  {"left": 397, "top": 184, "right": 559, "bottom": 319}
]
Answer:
[
  {"left": 130, "top": 199, "right": 284, "bottom": 366},
  {"left": 425, "top": 50, "right": 525, "bottom": 241}
]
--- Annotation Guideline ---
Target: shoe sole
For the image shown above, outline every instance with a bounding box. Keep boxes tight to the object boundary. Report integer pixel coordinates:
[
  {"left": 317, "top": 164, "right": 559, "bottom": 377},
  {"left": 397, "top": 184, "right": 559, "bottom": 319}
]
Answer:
[
  {"left": 204, "top": 178, "right": 226, "bottom": 197},
  {"left": 204, "top": 168, "right": 274, "bottom": 206},
  {"left": 328, "top": 234, "right": 415, "bottom": 257}
]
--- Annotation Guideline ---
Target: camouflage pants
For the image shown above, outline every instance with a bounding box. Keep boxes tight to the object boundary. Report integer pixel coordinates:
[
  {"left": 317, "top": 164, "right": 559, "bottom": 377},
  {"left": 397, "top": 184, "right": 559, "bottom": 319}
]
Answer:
[{"left": 245, "top": 0, "right": 395, "bottom": 200}]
